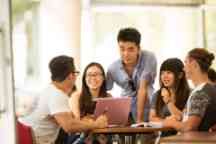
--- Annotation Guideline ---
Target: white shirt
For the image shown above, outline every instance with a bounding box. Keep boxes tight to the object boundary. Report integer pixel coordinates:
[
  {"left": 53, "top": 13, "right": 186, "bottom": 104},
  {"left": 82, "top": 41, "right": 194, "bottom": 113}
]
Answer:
[{"left": 19, "top": 84, "right": 71, "bottom": 144}]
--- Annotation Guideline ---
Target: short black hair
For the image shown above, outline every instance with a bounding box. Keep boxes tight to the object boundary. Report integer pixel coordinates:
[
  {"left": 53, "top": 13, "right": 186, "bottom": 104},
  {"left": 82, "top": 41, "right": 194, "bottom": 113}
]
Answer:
[
  {"left": 49, "top": 55, "right": 76, "bottom": 82},
  {"left": 117, "top": 27, "right": 141, "bottom": 46}
]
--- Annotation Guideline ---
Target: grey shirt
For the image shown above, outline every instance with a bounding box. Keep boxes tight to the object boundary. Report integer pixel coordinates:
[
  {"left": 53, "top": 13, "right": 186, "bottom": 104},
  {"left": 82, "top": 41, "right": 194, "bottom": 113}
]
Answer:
[
  {"left": 185, "top": 83, "right": 216, "bottom": 131},
  {"left": 106, "top": 50, "right": 157, "bottom": 121},
  {"left": 151, "top": 91, "right": 170, "bottom": 119},
  {"left": 106, "top": 50, "right": 157, "bottom": 101}
]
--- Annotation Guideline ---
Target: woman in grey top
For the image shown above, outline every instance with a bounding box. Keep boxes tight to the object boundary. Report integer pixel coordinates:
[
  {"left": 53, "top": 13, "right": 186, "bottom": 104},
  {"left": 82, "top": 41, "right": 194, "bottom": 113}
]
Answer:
[{"left": 150, "top": 58, "right": 190, "bottom": 136}]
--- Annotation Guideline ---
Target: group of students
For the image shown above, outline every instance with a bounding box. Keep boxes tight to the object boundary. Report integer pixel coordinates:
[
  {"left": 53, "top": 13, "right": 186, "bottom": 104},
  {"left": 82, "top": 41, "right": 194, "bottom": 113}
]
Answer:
[
  {"left": 18, "top": 27, "right": 216, "bottom": 144},
  {"left": 150, "top": 53, "right": 216, "bottom": 136}
]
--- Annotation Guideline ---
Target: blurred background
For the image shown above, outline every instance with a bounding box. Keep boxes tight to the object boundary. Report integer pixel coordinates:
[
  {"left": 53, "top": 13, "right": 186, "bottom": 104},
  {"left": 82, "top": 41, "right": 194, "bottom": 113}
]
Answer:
[
  {"left": 1, "top": 0, "right": 216, "bottom": 143},
  {"left": 10, "top": 0, "right": 216, "bottom": 114}
]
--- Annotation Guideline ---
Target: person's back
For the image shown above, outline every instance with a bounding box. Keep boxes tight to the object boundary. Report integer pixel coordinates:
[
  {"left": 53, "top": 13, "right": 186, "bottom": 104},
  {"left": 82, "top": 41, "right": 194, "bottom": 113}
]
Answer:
[
  {"left": 20, "top": 84, "right": 70, "bottom": 143},
  {"left": 19, "top": 56, "right": 108, "bottom": 144},
  {"left": 198, "top": 84, "right": 216, "bottom": 131}
]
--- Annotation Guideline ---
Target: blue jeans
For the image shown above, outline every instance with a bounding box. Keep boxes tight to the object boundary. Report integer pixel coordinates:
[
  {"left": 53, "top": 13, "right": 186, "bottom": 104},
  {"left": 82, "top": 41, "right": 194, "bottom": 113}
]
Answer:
[
  {"left": 64, "top": 134, "right": 85, "bottom": 144},
  {"left": 131, "top": 96, "right": 150, "bottom": 122}
]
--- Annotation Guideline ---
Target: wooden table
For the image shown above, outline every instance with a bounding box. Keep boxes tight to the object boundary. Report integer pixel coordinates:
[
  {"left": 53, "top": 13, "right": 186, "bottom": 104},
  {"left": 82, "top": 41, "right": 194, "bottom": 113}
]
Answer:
[
  {"left": 160, "top": 131, "right": 216, "bottom": 144},
  {"left": 91, "top": 126, "right": 173, "bottom": 144},
  {"left": 91, "top": 126, "right": 173, "bottom": 134}
]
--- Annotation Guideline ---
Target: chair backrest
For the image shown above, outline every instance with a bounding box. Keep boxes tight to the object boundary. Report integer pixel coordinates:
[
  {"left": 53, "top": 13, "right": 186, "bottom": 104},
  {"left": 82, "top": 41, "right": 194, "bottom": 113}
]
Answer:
[{"left": 17, "top": 121, "right": 33, "bottom": 144}]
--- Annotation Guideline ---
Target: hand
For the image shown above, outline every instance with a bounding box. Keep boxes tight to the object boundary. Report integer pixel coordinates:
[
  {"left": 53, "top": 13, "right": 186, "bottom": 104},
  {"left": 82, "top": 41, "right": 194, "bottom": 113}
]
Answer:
[
  {"left": 136, "top": 119, "right": 144, "bottom": 123},
  {"left": 166, "top": 115, "right": 181, "bottom": 121},
  {"left": 81, "top": 115, "right": 94, "bottom": 123},
  {"left": 95, "top": 115, "right": 108, "bottom": 128},
  {"left": 161, "top": 88, "right": 171, "bottom": 104},
  {"left": 209, "top": 124, "right": 216, "bottom": 132},
  {"left": 163, "top": 117, "right": 176, "bottom": 128}
]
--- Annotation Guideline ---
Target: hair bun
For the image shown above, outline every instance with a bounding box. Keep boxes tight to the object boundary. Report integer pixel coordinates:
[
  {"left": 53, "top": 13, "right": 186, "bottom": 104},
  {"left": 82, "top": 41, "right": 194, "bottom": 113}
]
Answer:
[
  {"left": 206, "top": 53, "right": 215, "bottom": 66},
  {"left": 188, "top": 48, "right": 215, "bottom": 72},
  {"left": 209, "top": 53, "right": 215, "bottom": 62}
]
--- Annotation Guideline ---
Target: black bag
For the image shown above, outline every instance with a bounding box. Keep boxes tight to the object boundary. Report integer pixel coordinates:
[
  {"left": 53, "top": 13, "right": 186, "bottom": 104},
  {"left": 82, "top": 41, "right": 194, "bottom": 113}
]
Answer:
[{"left": 55, "top": 129, "right": 85, "bottom": 144}]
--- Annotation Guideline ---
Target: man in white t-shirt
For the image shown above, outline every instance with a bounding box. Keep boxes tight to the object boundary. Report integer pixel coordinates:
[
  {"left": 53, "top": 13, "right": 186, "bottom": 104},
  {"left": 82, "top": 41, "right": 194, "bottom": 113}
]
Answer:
[{"left": 20, "top": 55, "right": 108, "bottom": 144}]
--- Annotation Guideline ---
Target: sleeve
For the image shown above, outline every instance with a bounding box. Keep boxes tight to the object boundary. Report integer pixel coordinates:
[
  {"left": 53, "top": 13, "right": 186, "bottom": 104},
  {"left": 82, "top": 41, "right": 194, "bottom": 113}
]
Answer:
[
  {"left": 150, "top": 91, "right": 158, "bottom": 109},
  {"left": 48, "top": 93, "right": 71, "bottom": 115},
  {"left": 187, "top": 91, "right": 210, "bottom": 118},
  {"left": 140, "top": 53, "right": 157, "bottom": 83},
  {"left": 106, "top": 67, "right": 114, "bottom": 90}
]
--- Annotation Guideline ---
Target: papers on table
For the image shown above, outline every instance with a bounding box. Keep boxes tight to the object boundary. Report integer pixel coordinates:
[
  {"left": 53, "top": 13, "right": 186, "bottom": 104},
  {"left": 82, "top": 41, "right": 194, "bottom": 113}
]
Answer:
[{"left": 131, "top": 121, "right": 163, "bottom": 128}]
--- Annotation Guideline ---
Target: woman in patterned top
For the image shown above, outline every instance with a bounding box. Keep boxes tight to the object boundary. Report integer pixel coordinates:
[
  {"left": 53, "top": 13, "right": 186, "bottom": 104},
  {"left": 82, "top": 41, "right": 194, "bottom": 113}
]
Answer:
[{"left": 163, "top": 48, "right": 216, "bottom": 132}]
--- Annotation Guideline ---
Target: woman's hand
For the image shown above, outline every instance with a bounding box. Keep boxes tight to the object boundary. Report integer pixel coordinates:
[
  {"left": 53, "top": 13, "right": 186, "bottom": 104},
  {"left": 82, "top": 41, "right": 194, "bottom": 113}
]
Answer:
[
  {"left": 166, "top": 115, "right": 181, "bottom": 121},
  {"left": 95, "top": 115, "right": 108, "bottom": 129},
  {"left": 81, "top": 115, "right": 94, "bottom": 123},
  {"left": 163, "top": 116, "right": 177, "bottom": 128},
  {"left": 209, "top": 124, "right": 216, "bottom": 132},
  {"left": 161, "top": 88, "right": 171, "bottom": 104}
]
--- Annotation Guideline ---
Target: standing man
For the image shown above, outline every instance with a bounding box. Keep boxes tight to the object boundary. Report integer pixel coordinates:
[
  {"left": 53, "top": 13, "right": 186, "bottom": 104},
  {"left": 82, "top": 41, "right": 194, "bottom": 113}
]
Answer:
[
  {"left": 106, "top": 27, "right": 157, "bottom": 122},
  {"left": 19, "top": 55, "right": 107, "bottom": 144}
]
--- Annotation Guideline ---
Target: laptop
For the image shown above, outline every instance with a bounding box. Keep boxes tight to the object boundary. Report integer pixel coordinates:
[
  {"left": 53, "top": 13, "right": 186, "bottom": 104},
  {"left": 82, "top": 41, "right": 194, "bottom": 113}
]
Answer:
[{"left": 94, "top": 97, "right": 131, "bottom": 127}]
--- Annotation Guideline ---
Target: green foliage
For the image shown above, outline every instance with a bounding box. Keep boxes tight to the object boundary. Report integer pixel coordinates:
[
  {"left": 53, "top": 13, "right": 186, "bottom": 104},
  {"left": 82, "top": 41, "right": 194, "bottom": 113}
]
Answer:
[{"left": 12, "top": 0, "right": 39, "bottom": 23}]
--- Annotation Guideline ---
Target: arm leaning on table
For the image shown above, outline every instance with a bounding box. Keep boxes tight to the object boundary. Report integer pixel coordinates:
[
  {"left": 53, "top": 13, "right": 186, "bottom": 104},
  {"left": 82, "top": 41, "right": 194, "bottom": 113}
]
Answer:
[
  {"left": 163, "top": 115, "right": 202, "bottom": 132},
  {"left": 54, "top": 112, "right": 108, "bottom": 133}
]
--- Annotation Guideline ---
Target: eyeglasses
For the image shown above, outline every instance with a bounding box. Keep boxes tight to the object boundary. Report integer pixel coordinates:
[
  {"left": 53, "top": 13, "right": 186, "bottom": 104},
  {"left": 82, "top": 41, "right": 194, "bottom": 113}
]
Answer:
[
  {"left": 128, "top": 80, "right": 136, "bottom": 91},
  {"left": 72, "top": 71, "right": 80, "bottom": 76},
  {"left": 86, "top": 73, "right": 103, "bottom": 78}
]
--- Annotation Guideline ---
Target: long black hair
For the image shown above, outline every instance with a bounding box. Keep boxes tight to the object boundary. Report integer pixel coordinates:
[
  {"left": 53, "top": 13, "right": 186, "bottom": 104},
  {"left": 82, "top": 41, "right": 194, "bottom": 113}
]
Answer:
[
  {"left": 79, "top": 62, "right": 109, "bottom": 116},
  {"left": 155, "top": 58, "right": 190, "bottom": 117}
]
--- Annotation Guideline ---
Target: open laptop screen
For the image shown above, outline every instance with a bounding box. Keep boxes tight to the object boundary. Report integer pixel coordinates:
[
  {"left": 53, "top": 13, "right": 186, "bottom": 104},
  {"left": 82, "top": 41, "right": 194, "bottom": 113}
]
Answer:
[{"left": 94, "top": 97, "right": 131, "bottom": 127}]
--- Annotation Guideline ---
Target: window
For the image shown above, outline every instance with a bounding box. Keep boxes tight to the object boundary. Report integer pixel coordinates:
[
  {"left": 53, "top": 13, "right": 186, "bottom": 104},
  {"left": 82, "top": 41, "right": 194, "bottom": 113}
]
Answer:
[
  {"left": 205, "top": 8, "right": 216, "bottom": 67},
  {"left": 12, "top": 1, "right": 40, "bottom": 89},
  {"left": 81, "top": 3, "right": 204, "bottom": 92}
]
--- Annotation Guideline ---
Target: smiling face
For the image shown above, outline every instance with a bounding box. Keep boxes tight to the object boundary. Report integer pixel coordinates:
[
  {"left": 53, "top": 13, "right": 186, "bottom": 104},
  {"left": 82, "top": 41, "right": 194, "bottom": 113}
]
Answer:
[
  {"left": 184, "top": 56, "right": 195, "bottom": 80},
  {"left": 85, "top": 65, "right": 104, "bottom": 90},
  {"left": 118, "top": 41, "right": 139, "bottom": 66},
  {"left": 160, "top": 70, "right": 175, "bottom": 88}
]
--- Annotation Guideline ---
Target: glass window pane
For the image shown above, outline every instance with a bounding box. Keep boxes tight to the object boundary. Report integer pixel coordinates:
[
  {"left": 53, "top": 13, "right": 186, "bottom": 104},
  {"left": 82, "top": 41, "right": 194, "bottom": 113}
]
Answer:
[
  {"left": 92, "top": 0, "right": 203, "bottom": 5},
  {"left": 205, "top": 10, "right": 216, "bottom": 67},
  {"left": 206, "top": 0, "right": 216, "bottom": 5},
  {"left": 92, "top": 8, "right": 202, "bottom": 70},
  {"left": 12, "top": 2, "right": 40, "bottom": 88}
]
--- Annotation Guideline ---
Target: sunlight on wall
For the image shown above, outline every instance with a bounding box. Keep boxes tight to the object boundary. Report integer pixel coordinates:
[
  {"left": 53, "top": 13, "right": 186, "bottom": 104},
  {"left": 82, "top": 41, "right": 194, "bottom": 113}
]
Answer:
[
  {"left": 12, "top": 2, "right": 216, "bottom": 95},
  {"left": 89, "top": 7, "right": 202, "bottom": 95},
  {"left": 13, "top": 22, "right": 27, "bottom": 87},
  {"left": 39, "top": 0, "right": 76, "bottom": 86}
]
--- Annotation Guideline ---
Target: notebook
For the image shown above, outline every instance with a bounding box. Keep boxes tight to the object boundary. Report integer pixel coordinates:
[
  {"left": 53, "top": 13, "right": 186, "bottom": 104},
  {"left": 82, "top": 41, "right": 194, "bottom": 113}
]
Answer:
[
  {"left": 94, "top": 97, "right": 131, "bottom": 127},
  {"left": 131, "top": 121, "right": 163, "bottom": 128}
]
